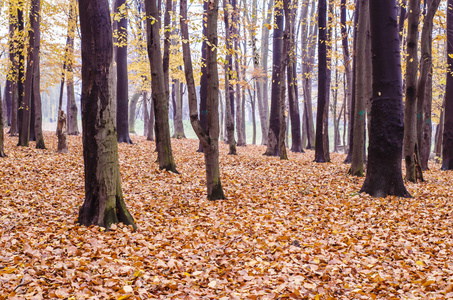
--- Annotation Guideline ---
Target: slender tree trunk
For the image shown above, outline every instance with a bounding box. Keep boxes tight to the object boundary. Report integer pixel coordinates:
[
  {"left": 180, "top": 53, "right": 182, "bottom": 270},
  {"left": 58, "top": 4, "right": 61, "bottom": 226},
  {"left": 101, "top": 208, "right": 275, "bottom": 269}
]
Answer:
[
  {"left": 172, "top": 79, "right": 185, "bottom": 138},
  {"left": 145, "top": 0, "right": 178, "bottom": 172},
  {"left": 17, "top": 6, "right": 28, "bottom": 146},
  {"left": 0, "top": 84, "right": 6, "bottom": 157},
  {"left": 180, "top": 0, "right": 225, "bottom": 200},
  {"left": 8, "top": 2, "right": 19, "bottom": 136},
  {"left": 417, "top": 0, "right": 440, "bottom": 170},
  {"left": 143, "top": 92, "right": 149, "bottom": 137},
  {"left": 128, "top": 92, "right": 141, "bottom": 134},
  {"left": 67, "top": 0, "right": 79, "bottom": 135},
  {"left": 442, "top": 0, "right": 453, "bottom": 170},
  {"left": 260, "top": 0, "right": 273, "bottom": 145},
  {"left": 198, "top": 1, "right": 208, "bottom": 152},
  {"left": 350, "top": 0, "right": 371, "bottom": 176},
  {"left": 361, "top": 0, "right": 410, "bottom": 198},
  {"left": 264, "top": 2, "right": 284, "bottom": 156},
  {"left": 435, "top": 97, "right": 445, "bottom": 163},
  {"left": 115, "top": 0, "right": 132, "bottom": 144},
  {"left": 77, "top": 0, "right": 137, "bottom": 230},
  {"left": 224, "top": 0, "right": 237, "bottom": 155}
]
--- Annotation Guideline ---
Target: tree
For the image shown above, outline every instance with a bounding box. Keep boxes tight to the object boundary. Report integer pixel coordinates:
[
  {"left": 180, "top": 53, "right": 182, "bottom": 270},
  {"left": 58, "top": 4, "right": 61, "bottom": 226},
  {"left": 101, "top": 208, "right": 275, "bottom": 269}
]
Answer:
[
  {"left": 360, "top": 0, "right": 410, "bottom": 197},
  {"left": 180, "top": 0, "right": 225, "bottom": 200},
  {"left": 442, "top": 0, "right": 453, "bottom": 170},
  {"left": 0, "top": 85, "right": 6, "bottom": 157},
  {"left": 77, "top": 0, "right": 137, "bottom": 229},
  {"left": 128, "top": 92, "right": 141, "bottom": 134},
  {"left": 314, "top": 0, "right": 330, "bottom": 163},
  {"left": 145, "top": 0, "right": 178, "bottom": 173},
  {"left": 224, "top": 0, "right": 237, "bottom": 155},
  {"left": 16, "top": 4, "right": 26, "bottom": 146},
  {"left": 115, "top": 0, "right": 133, "bottom": 144},
  {"left": 264, "top": 1, "right": 284, "bottom": 157},
  {"left": 403, "top": 0, "right": 423, "bottom": 182},
  {"left": 66, "top": 0, "right": 79, "bottom": 136}
]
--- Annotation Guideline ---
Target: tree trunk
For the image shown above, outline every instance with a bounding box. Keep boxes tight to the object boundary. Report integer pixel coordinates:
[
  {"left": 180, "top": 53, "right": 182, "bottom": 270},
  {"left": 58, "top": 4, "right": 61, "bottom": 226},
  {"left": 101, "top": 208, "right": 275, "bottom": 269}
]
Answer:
[
  {"left": 198, "top": 1, "right": 208, "bottom": 152},
  {"left": 0, "top": 84, "right": 6, "bottom": 157},
  {"left": 145, "top": 0, "right": 178, "bottom": 173},
  {"left": 442, "top": 0, "right": 453, "bottom": 170},
  {"left": 180, "top": 0, "right": 225, "bottom": 200},
  {"left": 350, "top": 0, "right": 371, "bottom": 176},
  {"left": 172, "top": 79, "right": 185, "bottom": 138},
  {"left": 314, "top": 0, "right": 329, "bottom": 163},
  {"left": 128, "top": 92, "right": 141, "bottom": 134},
  {"left": 417, "top": 0, "right": 440, "bottom": 170},
  {"left": 115, "top": 0, "right": 132, "bottom": 144},
  {"left": 143, "top": 92, "right": 149, "bottom": 137},
  {"left": 17, "top": 5, "right": 28, "bottom": 146},
  {"left": 77, "top": 0, "right": 137, "bottom": 230},
  {"left": 224, "top": 0, "right": 237, "bottom": 155},
  {"left": 360, "top": 0, "right": 410, "bottom": 198},
  {"left": 264, "top": 2, "right": 284, "bottom": 157},
  {"left": 146, "top": 96, "right": 155, "bottom": 141},
  {"left": 57, "top": 110, "right": 68, "bottom": 153},
  {"left": 8, "top": 2, "right": 19, "bottom": 136},
  {"left": 67, "top": 0, "right": 79, "bottom": 135},
  {"left": 403, "top": 0, "right": 423, "bottom": 182},
  {"left": 435, "top": 97, "right": 445, "bottom": 163}
]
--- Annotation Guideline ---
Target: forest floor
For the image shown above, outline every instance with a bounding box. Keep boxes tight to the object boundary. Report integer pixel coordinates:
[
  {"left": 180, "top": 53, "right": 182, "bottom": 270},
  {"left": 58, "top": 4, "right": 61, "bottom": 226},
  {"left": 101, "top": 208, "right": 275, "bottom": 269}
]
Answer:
[{"left": 0, "top": 132, "right": 452, "bottom": 299}]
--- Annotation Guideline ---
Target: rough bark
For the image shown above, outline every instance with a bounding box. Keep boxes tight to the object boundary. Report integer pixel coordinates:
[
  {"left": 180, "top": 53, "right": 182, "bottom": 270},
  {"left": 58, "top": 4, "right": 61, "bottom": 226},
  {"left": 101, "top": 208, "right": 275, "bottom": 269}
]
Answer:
[
  {"left": 314, "top": 0, "right": 330, "bottom": 163},
  {"left": 350, "top": 0, "right": 371, "bottom": 177},
  {"left": 417, "top": 0, "right": 440, "bottom": 170},
  {"left": 264, "top": 2, "right": 284, "bottom": 157},
  {"left": 115, "top": 0, "right": 132, "bottom": 144},
  {"left": 17, "top": 6, "right": 27, "bottom": 146},
  {"left": 197, "top": 0, "right": 208, "bottom": 152},
  {"left": 57, "top": 110, "right": 68, "bottom": 153},
  {"left": 403, "top": 0, "right": 423, "bottom": 182},
  {"left": 145, "top": 0, "right": 178, "bottom": 173},
  {"left": 224, "top": 0, "right": 237, "bottom": 155},
  {"left": 360, "top": 0, "right": 410, "bottom": 198},
  {"left": 146, "top": 96, "right": 155, "bottom": 141},
  {"left": 77, "top": 0, "right": 137, "bottom": 230},
  {"left": 180, "top": 0, "right": 225, "bottom": 200},
  {"left": 128, "top": 92, "right": 141, "bottom": 134},
  {"left": 442, "top": 0, "right": 453, "bottom": 170}
]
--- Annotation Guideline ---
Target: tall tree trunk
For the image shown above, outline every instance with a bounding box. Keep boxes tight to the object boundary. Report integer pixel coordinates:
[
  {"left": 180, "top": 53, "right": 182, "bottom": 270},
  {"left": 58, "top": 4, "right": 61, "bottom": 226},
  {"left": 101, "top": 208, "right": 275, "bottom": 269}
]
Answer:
[
  {"left": 172, "top": 79, "right": 185, "bottom": 138},
  {"left": 146, "top": 96, "right": 155, "bottom": 141},
  {"left": 403, "top": 0, "right": 423, "bottom": 182},
  {"left": 361, "top": 0, "right": 410, "bottom": 198},
  {"left": 128, "top": 92, "right": 141, "bottom": 134},
  {"left": 115, "top": 0, "right": 132, "bottom": 144},
  {"left": 350, "top": 0, "right": 371, "bottom": 176},
  {"left": 224, "top": 0, "right": 237, "bottom": 155},
  {"left": 259, "top": 0, "right": 273, "bottom": 145},
  {"left": 0, "top": 84, "right": 6, "bottom": 157},
  {"left": 198, "top": 1, "right": 208, "bottom": 152},
  {"left": 67, "top": 0, "right": 79, "bottom": 135},
  {"left": 180, "top": 0, "right": 225, "bottom": 200},
  {"left": 77, "top": 0, "right": 137, "bottom": 230},
  {"left": 435, "top": 97, "right": 445, "bottom": 163},
  {"left": 264, "top": 1, "right": 284, "bottom": 157},
  {"left": 6, "top": 4, "right": 18, "bottom": 130},
  {"left": 17, "top": 5, "right": 27, "bottom": 146},
  {"left": 143, "top": 92, "right": 149, "bottom": 137},
  {"left": 314, "top": 0, "right": 329, "bottom": 163},
  {"left": 145, "top": 0, "right": 178, "bottom": 173},
  {"left": 417, "top": 0, "right": 440, "bottom": 170},
  {"left": 442, "top": 0, "right": 453, "bottom": 170}
]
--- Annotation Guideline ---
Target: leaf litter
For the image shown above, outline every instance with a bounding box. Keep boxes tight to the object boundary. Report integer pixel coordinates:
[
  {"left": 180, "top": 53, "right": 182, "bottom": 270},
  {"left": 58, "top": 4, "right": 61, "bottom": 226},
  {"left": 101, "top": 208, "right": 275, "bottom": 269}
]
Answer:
[{"left": 0, "top": 132, "right": 453, "bottom": 299}]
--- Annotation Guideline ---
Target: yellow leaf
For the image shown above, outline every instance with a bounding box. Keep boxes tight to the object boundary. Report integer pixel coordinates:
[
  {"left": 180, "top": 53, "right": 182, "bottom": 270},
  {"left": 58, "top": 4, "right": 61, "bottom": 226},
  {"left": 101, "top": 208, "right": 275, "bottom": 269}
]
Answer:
[{"left": 416, "top": 260, "right": 424, "bottom": 266}]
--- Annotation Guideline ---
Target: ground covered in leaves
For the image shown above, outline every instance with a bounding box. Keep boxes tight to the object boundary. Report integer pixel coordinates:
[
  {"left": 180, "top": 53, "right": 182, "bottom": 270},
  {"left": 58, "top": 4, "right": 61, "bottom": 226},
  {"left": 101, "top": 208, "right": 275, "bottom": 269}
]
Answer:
[{"left": 1, "top": 132, "right": 453, "bottom": 299}]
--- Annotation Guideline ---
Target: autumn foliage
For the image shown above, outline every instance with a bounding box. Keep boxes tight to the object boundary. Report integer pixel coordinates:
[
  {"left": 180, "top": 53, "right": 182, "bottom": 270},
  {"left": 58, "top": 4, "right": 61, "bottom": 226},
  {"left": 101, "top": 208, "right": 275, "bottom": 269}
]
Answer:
[{"left": 0, "top": 132, "right": 453, "bottom": 299}]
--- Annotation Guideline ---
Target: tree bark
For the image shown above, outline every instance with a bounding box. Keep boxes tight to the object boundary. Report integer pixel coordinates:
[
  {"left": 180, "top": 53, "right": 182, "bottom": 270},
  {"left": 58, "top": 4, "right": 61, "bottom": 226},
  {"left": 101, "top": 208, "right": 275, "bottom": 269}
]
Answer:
[
  {"left": 442, "top": 0, "right": 453, "bottom": 170},
  {"left": 17, "top": 5, "right": 27, "bottom": 146},
  {"left": 115, "top": 0, "right": 132, "bottom": 144},
  {"left": 264, "top": 2, "right": 284, "bottom": 157},
  {"left": 180, "top": 0, "right": 225, "bottom": 200},
  {"left": 57, "top": 110, "right": 68, "bottom": 153},
  {"left": 198, "top": 1, "right": 208, "bottom": 152},
  {"left": 77, "top": 0, "right": 137, "bottom": 230},
  {"left": 67, "top": 0, "right": 79, "bottom": 135},
  {"left": 314, "top": 0, "right": 330, "bottom": 163},
  {"left": 172, "top": 79, "right": 185, "bottom": 138},
  {"left": 417, "top": 0, "right": 440, "bottom": 170},
  {"left": 0, "top": 84, "right": 6, "bottom": 157},
  {"left": 360, "top": 0, "right": 410, "bottom": 198},
  {"left": 143, "top": 92, "right": 149, "bottom": 137},
  {"left": 145, "top": 0, "right": 178, "bottom": 173},
  {"left": 128, "top": 92, "right": 141, "bottom": 134}
]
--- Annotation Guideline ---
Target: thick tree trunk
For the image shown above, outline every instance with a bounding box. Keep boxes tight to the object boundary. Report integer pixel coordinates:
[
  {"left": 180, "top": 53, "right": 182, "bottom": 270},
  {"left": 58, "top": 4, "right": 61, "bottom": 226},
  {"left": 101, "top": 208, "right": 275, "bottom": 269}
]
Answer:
[
  {"left": 264, "top": 3, "right": 284, "bottom": 157},
  {"left": 128, "top": 92, "right": 140, "bottom": 134},
  {"left": 67, "top": 0, "right": 79, "bottom": 136},
  {"left": 0, "top": 84, "right": 6, "bottom": 157},
  {"left": 417, "top": 0, "right": 440, "bottom": 170},
  {"left": 8, "top": 3, "right": 19, "bottom": 136},
  {"left": 442, "top": 0, "right": 453, "bottom": 170},
  {"left": 403, "top": 0, "right": 423, "bottom": 182},
  {"left": 77, "top": 0, "right": 136, "bottom": 230},
  {"left": 224, "top": 0, "right": 237, "bottom": 155},
  {"left": 350, "top": 0, "right": 371, "bottom": 176},
  {"left": 115, "top": 0, "right": 132, "bottom": 144},
  {"left": 180, "top": 0, "right": 225, "bottom": 200},
  {"left": 145, "top": 0, "right": 178, "bottom": 173},
  {"left": 360, "top": 0, "right": 410, "bottom": 198},
  {"left": 17, "top": 6, "right": 28, "bottom": 146},
  {"left": 314, "top": 0, "right": 330, "bottom": 163},
  {"left": 146, "top": 96, "right": 155, "bottom": 141}
]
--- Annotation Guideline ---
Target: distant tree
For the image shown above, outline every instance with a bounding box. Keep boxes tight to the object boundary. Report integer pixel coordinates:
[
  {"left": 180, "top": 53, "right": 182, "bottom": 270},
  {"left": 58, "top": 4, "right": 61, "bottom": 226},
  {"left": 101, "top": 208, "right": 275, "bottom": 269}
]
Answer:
[
  {"left": 77, "top": 0, "right": 136, "bottom": 229},
  {"left": 145, "top": 0, "right": 178, "bottom": 172},
  {"left": 442, "top": 0, "right": 453, "bottom": 170},
  {"left": 66, "top": 0, "right": 79, "bottom": 136},
  {"left": 180, "top": 0, "right": 225, "bottom": 200},
  {"left": 360, "top": 0, "right": 410, "bottom": 197},
  {"left": 115, "top": 0, "right": 133, "bottom": 143}
]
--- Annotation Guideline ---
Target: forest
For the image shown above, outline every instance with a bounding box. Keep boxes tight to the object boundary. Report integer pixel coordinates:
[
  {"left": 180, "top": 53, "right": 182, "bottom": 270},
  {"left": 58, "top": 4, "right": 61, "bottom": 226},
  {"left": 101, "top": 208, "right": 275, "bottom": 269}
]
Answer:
[{"left": 1, "top": 0, "right": 453, "bottom": 298}]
